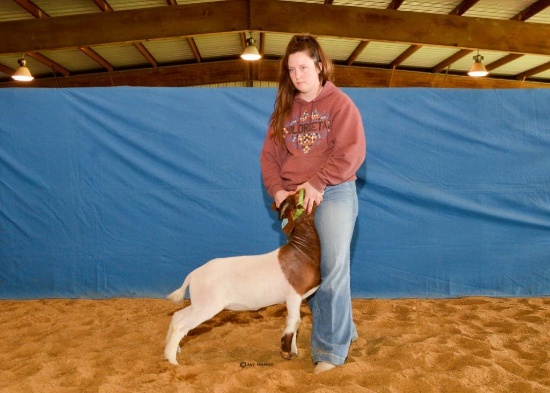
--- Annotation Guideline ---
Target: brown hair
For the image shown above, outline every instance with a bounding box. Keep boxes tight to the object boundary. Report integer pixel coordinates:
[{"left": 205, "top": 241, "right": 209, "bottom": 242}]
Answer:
[{"left": 269, "top": 34, "right": 334, "bottom": 143}]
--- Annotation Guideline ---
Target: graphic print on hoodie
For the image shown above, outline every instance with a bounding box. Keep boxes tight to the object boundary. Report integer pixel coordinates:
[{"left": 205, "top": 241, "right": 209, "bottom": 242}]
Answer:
[{"left": 283, "top": 107, "right": 331, "bottom": 155}]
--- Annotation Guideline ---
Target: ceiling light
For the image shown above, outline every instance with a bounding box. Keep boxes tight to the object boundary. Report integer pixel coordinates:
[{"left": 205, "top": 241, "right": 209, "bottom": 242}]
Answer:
[
  {"left": 241, "top": 37, "right": 261, "bottom": 61},
  {"left": 12, "top": 57, "right": 34, "bottom": 82},
  {"left": 468, "top": 51, "right": 488, "bottom": 77}
]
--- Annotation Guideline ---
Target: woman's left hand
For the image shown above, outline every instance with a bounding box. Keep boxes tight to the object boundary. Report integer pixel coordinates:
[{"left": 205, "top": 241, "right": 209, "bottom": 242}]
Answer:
[{"left": 297, "top": 181, "right": 324, "bottom": 214}]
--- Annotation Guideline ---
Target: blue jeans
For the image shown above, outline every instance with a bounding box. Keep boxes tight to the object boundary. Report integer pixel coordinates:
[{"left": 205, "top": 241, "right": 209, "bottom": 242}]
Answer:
[{"left": 307, "top": 181, "right": 359, "bottom": 366}]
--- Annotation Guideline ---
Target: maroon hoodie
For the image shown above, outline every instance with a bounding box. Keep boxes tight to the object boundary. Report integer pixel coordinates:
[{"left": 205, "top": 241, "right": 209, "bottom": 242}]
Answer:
[{"left": 260, "top": 81, "right": 366, "bottom": 197}]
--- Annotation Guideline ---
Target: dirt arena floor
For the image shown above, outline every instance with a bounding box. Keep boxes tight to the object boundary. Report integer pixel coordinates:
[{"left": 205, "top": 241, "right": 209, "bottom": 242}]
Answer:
[{"left": 0, "top": 297, "right": 548, "bottom": 393}]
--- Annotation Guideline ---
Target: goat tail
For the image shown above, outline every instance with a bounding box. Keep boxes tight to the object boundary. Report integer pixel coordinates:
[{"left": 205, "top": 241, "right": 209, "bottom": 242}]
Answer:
[{"left": 166, "top": 275, "right": 191, "bottom": 303}]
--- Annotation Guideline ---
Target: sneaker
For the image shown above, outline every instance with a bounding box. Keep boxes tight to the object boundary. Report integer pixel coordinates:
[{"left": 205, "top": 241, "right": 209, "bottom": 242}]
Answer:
[{"left": 313, "top": 361, "right": 337, "bottom": 374}]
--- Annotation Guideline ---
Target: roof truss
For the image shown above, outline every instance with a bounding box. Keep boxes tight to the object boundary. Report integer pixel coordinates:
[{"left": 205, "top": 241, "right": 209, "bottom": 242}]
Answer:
[{"left": 1, "top": 0, "right": 549, "bottom": 88}]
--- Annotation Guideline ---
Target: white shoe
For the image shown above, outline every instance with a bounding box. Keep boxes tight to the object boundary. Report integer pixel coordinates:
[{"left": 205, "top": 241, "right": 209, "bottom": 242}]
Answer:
[{"left": 313, "top": 361, "right": 337, "bottom": 374}]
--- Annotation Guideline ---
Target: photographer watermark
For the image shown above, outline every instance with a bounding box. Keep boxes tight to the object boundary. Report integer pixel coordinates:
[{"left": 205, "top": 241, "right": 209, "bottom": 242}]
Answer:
[{"left": 240, "top": 361, "right": 274, "bottom": 368}]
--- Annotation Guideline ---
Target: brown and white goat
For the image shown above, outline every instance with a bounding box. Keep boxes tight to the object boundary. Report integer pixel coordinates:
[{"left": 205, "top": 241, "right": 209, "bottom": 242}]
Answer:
[{"left": 164, "top": 191, "right": 320, "bottom": 365}]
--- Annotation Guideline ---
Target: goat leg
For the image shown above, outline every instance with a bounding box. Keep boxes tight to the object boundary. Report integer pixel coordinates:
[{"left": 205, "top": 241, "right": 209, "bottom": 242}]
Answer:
[
  {"left": 280, "top": 294, "right": 302, "bottom": 359},
  {"left": 281, "top": 332, "right": 295, "bottom": 359}
]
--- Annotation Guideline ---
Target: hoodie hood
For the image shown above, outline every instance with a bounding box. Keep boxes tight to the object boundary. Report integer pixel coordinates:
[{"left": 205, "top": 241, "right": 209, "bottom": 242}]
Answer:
[{"left": 294, "top": 81, "right": 337, "bottom": 105}]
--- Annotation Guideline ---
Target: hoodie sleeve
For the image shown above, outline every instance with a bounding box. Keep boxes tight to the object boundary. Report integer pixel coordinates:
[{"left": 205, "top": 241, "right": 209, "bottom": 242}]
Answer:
[
  {"left": 260, "top": 129, "right": 287, "bottom": 198},
  {"left": 308, "top": 92, "right": 366, "bottom": 191}
]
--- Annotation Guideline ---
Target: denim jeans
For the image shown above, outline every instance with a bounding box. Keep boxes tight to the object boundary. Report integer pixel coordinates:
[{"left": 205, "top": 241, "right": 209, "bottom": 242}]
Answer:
[{"left": 307, "top": 181, "right": 359, "bottom": 366}]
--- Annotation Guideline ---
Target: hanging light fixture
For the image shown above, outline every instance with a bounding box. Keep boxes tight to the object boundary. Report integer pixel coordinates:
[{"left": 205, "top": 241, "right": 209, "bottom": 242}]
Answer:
[
  {"left": 241, "top": 36, "right": 261, "bottom": 61},
  {"left": 468, "top": 51, "right": 488, "bottom": 77},
  {"left": 12, "top": 56, "right": 34, "bottom": 82},
  {"left": 241, "top": 0, "right": 260, "bottom": 61}
]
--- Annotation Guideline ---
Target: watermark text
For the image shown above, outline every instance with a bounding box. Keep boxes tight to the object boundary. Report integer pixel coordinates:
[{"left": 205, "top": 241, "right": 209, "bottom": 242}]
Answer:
[{"left": 239, "top": 361, "right": 274, "bottom": 368}]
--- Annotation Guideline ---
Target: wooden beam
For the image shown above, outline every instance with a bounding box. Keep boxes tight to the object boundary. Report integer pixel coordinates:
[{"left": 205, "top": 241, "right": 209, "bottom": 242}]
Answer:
[
  {"left": 1, "top": 0, "right": 550, "bottom": 57},
  {"left": 13, "top": 0, "right": 49, "bottom": 18},
  {"left": 390, "top": 1, "right": 478, "bottom": 69},
  {"left": 249, "top": 0, "right": 550, "bottom": 56},
  {"left": 245, "top": 61, "right": 253, "bottom": 86},
  {"left": 346, "top": 41, "right": 369, "bottom": 66},
  {"left": 25, "top": 52, "right": 70, "bottom": 76},
  {"left": 92, "top": 0, "right": 114, "bottom": 13},
  {"left": 516, "top": 61, "right": 550, "bottom": 80},
  {"left": 432, "top": 49, "right": 473, "bottom": 73},
  {"left": 133, "top": 42, "right": 158, "bottom": 67},
  {"left": 390, "top": 44, "right": 421, "bottom": 68},
  {"left": 434, "top": 0, "right": 547, "bottom": 75},
  {"left": 0, "top": 1, "right": 247, "bottom": 55},
  {"left": 0, "top": 63, "right": 15, "bottom": 77},
  {"left": 331, "top": 65, "right": 549, "bottom": 89},
  {"left": 1, "top": 60, "right": 547, "bottom": 89},
  {"left": 510, "top": 0, "right": 550, "bottom": 21},
  {"left": 17, "top": 0, "right": 118, "bottom": 76},
  {"left": 79, "top": 46, "right": 114, "bottom": 72},
  {"left": 0, "top": 61, "right": 248, "bottom": 88},
  {"left": 449, "top": 0, "right": 480, "bottom": 16},
  {"left": 485, "top": 53, "right": 524, "bottom": 72},
  {"left": 186, "top": 38, "right": 202, "bottom": 63},
  {"left": 387, "top": 0, "right": 405, "bottom": 10}
]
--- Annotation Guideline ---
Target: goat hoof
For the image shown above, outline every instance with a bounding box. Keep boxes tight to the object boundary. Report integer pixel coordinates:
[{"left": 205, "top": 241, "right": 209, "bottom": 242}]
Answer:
[
  {"left": 166, "top": 357, "right": 180, "bottom": 366},
  {"left": 164, "top": 350, "right": 180, "bottom": 365},
  {"left": 281, "top": 351, "right": 293, "bottom": 360}
]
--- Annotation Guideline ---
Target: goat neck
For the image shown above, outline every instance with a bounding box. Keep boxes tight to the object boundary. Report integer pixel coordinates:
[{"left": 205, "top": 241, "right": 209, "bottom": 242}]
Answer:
[{"left": 278, "top": 209, "right": 321, "bottom": 296}]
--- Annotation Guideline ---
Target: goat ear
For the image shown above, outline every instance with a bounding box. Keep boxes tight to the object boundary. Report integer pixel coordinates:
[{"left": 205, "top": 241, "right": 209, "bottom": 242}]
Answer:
[{"left": 278, "top": 199, "right": 289, "bottom": 221}]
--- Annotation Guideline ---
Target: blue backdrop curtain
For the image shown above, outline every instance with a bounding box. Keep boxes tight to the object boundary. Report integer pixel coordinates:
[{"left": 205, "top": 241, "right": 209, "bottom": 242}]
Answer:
[{"left": 1, "top": 87, "right": 549, "bottom": 299}]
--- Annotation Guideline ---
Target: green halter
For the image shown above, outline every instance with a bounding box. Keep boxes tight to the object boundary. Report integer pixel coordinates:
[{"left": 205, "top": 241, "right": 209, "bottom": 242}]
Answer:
[
  {"left": 293, "top": 188, "right": 305, "bottom": 220},
  {"left": 281, "top": 189, "right": 305, "bottom": 231}
]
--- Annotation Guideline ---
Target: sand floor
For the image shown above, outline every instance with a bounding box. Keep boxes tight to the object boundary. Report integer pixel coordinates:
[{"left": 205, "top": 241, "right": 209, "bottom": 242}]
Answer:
[{"left": 0, "top": 297, "right": 549, "bottom": 393}]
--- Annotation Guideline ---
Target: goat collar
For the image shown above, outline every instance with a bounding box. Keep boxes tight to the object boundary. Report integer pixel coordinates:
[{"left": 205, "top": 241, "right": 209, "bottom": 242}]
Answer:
[{"left": 293, "top": 189, "right": 305, "bottom": 220}]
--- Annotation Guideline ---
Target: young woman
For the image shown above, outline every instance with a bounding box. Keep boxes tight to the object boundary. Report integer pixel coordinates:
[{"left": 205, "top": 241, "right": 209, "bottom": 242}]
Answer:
[{"left": 260, "top": 34, "right": 366, "bottom": 374}]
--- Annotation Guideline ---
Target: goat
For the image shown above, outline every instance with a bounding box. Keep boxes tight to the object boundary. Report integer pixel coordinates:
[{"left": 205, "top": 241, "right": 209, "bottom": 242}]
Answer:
[{"left": 164, "top": 190, "right": 320, "bottom": 365}]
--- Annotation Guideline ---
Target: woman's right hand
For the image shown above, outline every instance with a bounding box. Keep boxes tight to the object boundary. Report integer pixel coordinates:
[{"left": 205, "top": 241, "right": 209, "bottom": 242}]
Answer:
[{"left": 274, "top": 189, "right": 293, "bottom": 208}]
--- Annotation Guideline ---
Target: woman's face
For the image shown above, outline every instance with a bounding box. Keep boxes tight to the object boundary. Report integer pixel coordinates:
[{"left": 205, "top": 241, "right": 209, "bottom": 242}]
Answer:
[{"left": 288, "top": 51, "right": 321, "bottom": 98}]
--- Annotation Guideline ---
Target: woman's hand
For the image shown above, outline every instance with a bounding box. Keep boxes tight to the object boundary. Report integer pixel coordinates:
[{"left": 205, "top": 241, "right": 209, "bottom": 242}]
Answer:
[
  {"left": 297, "top": 181, "right": 324, "bottom": 213},
  {"left": 274, "top": 189, "right": 293, "bottom": 209}
]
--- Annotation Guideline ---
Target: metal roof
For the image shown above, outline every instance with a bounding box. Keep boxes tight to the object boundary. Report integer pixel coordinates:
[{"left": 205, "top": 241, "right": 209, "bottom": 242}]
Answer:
[{"left": 0, "top": 0, "right": 549, "bottom": 88}]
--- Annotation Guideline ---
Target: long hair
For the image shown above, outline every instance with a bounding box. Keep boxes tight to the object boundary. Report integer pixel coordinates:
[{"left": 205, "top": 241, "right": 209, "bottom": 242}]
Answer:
[{"left": 269, "top": 34, "right": 334, "bottom": 143}]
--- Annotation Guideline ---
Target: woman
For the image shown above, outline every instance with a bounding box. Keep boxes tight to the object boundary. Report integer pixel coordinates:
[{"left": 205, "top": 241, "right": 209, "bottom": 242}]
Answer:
[{"left": 260, "top": 34, "right": 366, "bottom": 374}]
